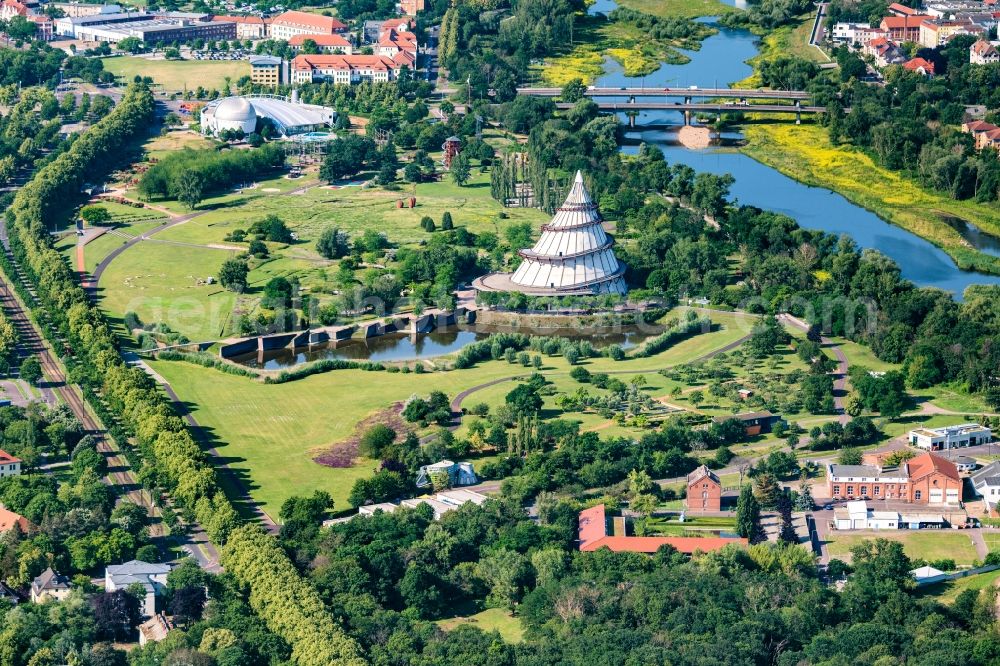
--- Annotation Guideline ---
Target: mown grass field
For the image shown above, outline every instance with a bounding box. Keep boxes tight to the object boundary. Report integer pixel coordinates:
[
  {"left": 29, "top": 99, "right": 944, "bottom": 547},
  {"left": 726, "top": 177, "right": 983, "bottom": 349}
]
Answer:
[
  {"left": 95, "top": 166, "right": 549, "bottom": 341},
  {"left": 741, "top": 122, "right": 1000, "bottom": 275},
  {"left": 147, "top": 308, "right": 753, "bottom": 518},
  {"left": 614, "top": 0, "right": 736, "bottom": 19},
  {"left": 436, "top": 608, "right": 525, "bottom": 643},
  {"left": 919, "top": 568, "right": 1000, "bottom": 604},
  {"left": 102, "top": 56, "right": 249, "bottom": 92},
  {"left": 825, "top": 531, "right": 979, "bottom": 566}
]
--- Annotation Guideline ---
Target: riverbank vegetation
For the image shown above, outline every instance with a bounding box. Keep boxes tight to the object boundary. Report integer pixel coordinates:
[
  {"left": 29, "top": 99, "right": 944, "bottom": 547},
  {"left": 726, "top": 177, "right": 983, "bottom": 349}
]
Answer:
[
  {"left": 539, "top": 9, "right": 715, "bottom": 85},
  {"left": 741, "top": 121, "right": 1000, "bottom": 274},
  {"left": 736, "top": 30, "right": 1000, "bottom": 272}
]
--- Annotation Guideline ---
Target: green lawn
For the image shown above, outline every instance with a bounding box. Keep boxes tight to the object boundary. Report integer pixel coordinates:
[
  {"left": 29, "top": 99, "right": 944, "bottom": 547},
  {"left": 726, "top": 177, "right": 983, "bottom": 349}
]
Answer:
[
  {"left": 95, "top": 168, "right": 552, "bottom": 341},
  {"left": 828, "top": 337, "right": 900, "bottom": 374},
  {"left": 102, "top": 56, "right": 249, "bottom": 92},
  {"left": 912, "top": 382, "right": 994, "bottom": 415},
  {"left": 97, "top": 240, "right": 244, "bottom": 341},
  {"left": 436, "top": 608, "right": 525, "bottom": 643},
  {"left": 919, "top": 568, "right": 1000, "bottom": 604},
  {"left": 981, "top": 531, "right": 1000, "bottom": 553},
  {"left": 147, "top": 308, "right": 753, "bottom": 517},
  {"left": 826, "top": 531, "right": 979, "bottom": 566}
]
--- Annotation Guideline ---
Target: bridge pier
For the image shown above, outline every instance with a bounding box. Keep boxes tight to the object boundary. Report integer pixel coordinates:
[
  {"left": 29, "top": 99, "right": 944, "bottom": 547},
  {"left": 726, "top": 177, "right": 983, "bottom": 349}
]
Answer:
[
  {"left": 684, "top": 109, "right": 691, "bottom": 126},
  {"left": 795, "top": 100, "right": 801, "bottom": 125},
  {"left": 629, "top": 114, "right": 636, "bottom": 128}
]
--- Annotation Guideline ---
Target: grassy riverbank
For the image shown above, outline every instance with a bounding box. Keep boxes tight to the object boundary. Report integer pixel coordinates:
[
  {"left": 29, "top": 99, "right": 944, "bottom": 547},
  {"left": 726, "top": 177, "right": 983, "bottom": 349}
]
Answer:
[
  {"left": 740, "top": 121, "right": 1000, "bottom": 276},
  {"left": 539, "top": 12, "right": 713, "bottom": 85}
]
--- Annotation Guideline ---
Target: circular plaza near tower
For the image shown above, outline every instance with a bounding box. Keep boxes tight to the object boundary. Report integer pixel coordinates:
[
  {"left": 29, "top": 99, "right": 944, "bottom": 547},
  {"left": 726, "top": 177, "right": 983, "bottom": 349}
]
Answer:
[{"left": 474, "top": 171, "right": 627, "bottom": 296}]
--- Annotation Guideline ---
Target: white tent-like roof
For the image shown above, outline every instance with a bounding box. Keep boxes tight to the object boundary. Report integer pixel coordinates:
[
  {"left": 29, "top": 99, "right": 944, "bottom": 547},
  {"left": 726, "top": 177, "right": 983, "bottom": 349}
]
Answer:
[{"left": 508, "top": 171, "right": 627, "bottom": 295}]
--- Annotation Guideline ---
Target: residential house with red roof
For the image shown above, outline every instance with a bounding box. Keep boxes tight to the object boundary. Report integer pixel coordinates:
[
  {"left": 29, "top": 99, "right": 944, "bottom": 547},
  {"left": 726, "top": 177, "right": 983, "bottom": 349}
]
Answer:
[
  {"left": 0, "top": 507, "right": 31, "bottom": 534},
  {"left": 0, "top": 450, "right": 21, "bottom": 478},
  {"left": 376, "top": 25, "right": 417, "bottom": 61},
  {"left": 0, "top": 0, "right": 28, "bottom": 20},
  {"left": 903, "top": 56, "right": 936, "bottom": 76},
  {"left": 268, "top": 10, "right": 347, "bottom": 41},
  {"left": 289, "top": 32, "right": 353, "bottom": 53},
  {"left": 863, "top": 36, "right": 906, "bottom": 67},
  {"left": 971, "top": 39, "right": 1000, "bottom": 64},
  {"left": 578, "top": 504, "right": 746, "bottom": 555}
]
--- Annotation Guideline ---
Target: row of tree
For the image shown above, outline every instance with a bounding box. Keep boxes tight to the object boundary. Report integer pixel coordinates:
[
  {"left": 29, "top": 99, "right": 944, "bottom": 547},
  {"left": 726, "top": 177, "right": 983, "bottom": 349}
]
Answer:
[{"left": 5, "top": 83, "right": 364, "bottom": 665}]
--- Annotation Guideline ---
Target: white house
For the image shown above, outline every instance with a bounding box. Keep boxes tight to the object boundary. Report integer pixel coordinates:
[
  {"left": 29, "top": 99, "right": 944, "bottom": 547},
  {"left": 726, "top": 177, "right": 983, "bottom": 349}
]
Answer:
[
  {"left": 105, "top": 560, "right": 171, "bottom": 617},
  {"left": 951, "top": 455, "right": 978, "bottom": 473},
  {"left": 971, "top": 39, "right": 1000, "bottom": 64},
  {"left": 415, "top": 460, "right": 478, "bottom": 488},
  {"left": 971, "top": 461, "right": 1000, "bottom": 511},
  {"left": 909, "top": 423, "right": 992, "bottom": 451},
  {"left": 831, "top": 22, "right": 871, "bottom": 43},
  {"left": 0, "top": 449, "right": 21, "bottom": 478},
  {"left": 400, "top": 497, "right": 456, "bottom": 520},
  {"left": 355, "top": 489, "right": 489, "bottom": 520},
  {"left": 833, "top": 501, "right": 900, "bottom": 530}
]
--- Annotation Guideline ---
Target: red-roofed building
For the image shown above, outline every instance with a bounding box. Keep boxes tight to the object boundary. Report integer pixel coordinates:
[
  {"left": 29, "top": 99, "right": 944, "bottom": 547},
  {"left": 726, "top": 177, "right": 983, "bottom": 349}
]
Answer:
[
  {"left": 863, "top": 36, "right": 906, "bottom": 66},
  {"left": 376, "top": 26, "right": 417, "bottom": 60},
  {"left": 290, "top": 53, "right": 406, "bottom": 84},
  {"left": 578, "top": 505, "right": 746, "bottom": 555},
  {"left": 269, "top": 10, "right": 347, "bottom": 41},
  {"left": 686, "top": 465, "right": 722, "bottom": 512},
  {"left": 211, "top": 15, "right": 267, "bottom": 40},
  {"left": 979, "top": 127, "right": 1000, "bottom": 151},
  {"left": 0, "top": 507, "right": 31, "bottom": 534},
  {"left": 887, "top": 2, "right": 920, "bottom": 16},
  {"left": 0, "top": 0, "right": 28, "bottom": 19},
  {"left": 27, "top": 13, "right": 51, "bottom": 39},
  {"left": 289, "top": 32, "right": 353, "bottom": 53},
  {"left": 971, "top": 39, "right": 1000, "bottom": 64},
  {"left": 0, "top": 450, "right": 21, "bottom": 478},
  {"left": 880, "top": 14, "right": 932, "bottom": 42},
  {"left": 826, "top": 451, "right": 961, "bottom": 504},
  {"left": 903, "top": 57, "right": 936, "bottom": 76}
]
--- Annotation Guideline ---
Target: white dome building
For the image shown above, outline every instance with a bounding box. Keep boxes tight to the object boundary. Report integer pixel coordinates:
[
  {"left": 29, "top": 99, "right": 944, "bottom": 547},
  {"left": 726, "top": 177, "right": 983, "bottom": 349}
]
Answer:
[
  {"left": 474, "top": 171, "right": 627, "bottom": 296},
  {"left": 201, "top": 97, "right": 257, "bottom": 136}
]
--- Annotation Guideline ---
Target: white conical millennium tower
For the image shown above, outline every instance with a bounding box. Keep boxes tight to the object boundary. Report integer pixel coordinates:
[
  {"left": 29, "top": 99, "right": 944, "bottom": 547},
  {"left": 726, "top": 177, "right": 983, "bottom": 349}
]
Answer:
[{"left": 508, "top": 171, "right": 627, "bottom": 295}]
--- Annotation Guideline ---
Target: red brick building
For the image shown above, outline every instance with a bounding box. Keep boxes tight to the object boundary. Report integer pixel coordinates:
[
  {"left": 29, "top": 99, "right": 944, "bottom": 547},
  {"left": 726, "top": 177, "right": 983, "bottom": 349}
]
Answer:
[
  {"left": 686, "top": 465, "right": 722, "bottom": 512},
  {"left": 578, "top": 504, "right": 746, "bottom": 554},
  {"left": 826, "top": 451, "right": 961, "bottom": 505}
]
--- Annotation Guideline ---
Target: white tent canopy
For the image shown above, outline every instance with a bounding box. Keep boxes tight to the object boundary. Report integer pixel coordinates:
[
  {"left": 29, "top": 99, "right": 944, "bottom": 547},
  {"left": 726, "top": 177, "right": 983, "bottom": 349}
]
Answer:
[{"left": 508, "top": 171, "right": 627, "bottom": 295}]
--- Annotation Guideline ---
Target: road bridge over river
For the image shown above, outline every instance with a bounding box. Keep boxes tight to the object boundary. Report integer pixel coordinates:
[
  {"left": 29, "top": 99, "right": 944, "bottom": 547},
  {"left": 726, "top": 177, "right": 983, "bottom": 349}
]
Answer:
[
  {"left": 553, "top": 101, "right": 825, "bottom": 126},
  {"left": 518, "top": 86, "right": 811, "bottom": 101},
  {"left": 524, "top": 86, "right": 820, "bottom": 125}
]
